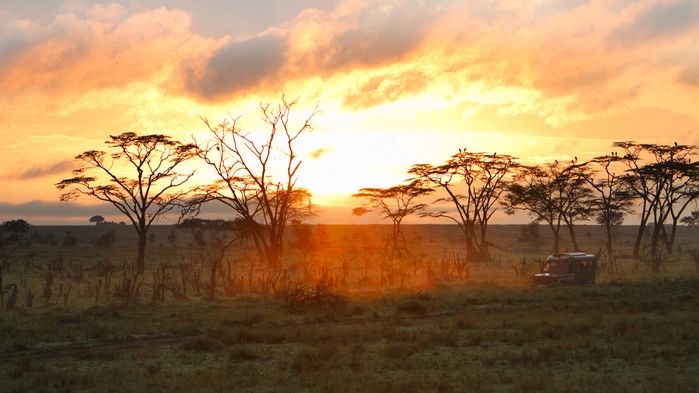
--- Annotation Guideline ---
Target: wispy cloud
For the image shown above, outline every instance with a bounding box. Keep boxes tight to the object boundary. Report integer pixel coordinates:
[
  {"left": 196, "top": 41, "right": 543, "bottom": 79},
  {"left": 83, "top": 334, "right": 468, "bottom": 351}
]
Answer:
[
  {"left": 308, "top": 146, "right": 334, "bottom": 159},
  {"left": 8, "top": 159, "right": 74, "bottom": 180}
]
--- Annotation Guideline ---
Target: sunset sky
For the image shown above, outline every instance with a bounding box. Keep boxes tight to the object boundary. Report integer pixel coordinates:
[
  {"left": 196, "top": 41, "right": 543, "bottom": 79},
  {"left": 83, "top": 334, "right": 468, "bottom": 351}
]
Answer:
[{"left": 1, "top": 0, "right": 698, "bottom": 225}]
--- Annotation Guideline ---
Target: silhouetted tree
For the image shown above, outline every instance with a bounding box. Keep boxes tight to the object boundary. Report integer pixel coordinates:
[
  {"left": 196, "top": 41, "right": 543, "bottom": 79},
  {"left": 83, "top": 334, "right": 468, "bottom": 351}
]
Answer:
[
  {"left": 681, "top": 210, "right": 699, "bottom": 227},
  {"left": 95, "top": 230, "right": 116, "bottom": 248},
  {"left": 0, "top": 219, "right": 31, "bottom": 270},
  {"left": 614, "top": 141, "right": 699, "bottom": 270},
  {"left": 290, "top": 220, "right": 330, "bottom": 282},
  {"left": 410, "top": 150, "right": 517, "bottom": 261},
  {"left": 56, "top": 132, "right": 199, "bottom": 273},
  {"left": 190, "top": 97, "right": 318, "bottom": 269},
  {"left": 352, "top": 180, "right": 433, "bottom": 259},
  {"left": 62, "top": 231, "right": 78, "bottom": 248},
  {"left": 89, "top": 215, "right": 105, "bottom": 225},
  {"left": 517, "top": 221, "right": 542, "bottom": 252},
  {"left": 587, "top": 154, "right": 636, "bottom": 258},
  {"left": 682, "top": 210, "right": 699, "bottom": 272},
  {"left": 504, "top": 160, "right": 593, "bottom": 253}
]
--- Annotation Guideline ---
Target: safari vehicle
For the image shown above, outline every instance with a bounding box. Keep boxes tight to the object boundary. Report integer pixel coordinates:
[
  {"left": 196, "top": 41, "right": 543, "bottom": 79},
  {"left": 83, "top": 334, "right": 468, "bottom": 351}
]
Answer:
[{"left": 529, "top": 252, "right": 597, "bottom": 287}]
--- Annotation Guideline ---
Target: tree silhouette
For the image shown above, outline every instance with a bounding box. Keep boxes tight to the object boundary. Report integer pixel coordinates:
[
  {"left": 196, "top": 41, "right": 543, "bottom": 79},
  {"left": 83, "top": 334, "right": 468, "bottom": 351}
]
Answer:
[
  {"left": 614, "top": 141, "right": 699, "bottom": 269},
  {"left": 190, "top": 97, "right": 318, "bottom": 269},
  {"left": 411, "top": 150, "right": 517, "bottom": 261},
  {"left": 0, "top": 219, "right": 31, "bottom": 270},
  {"left": 587, "top": 154, "right": 636, "bottom": 258},
  {"left": 504, "top": 160, "right": 593, "bottom": 253},
  {"left": 89, "top": 215, "right": 105, "bottom": 225},
  {"left": 56, "top": 132, "right": 199, "bottom": 273},
  {"left": 352, "top": 180, "right": 433, "bottom": 259}
]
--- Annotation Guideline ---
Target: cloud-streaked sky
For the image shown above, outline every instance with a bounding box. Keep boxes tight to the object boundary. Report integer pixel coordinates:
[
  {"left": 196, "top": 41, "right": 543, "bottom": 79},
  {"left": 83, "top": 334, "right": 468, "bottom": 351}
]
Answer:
[{"left": 1, "top": 0, "right": 698, "bottom": 224}]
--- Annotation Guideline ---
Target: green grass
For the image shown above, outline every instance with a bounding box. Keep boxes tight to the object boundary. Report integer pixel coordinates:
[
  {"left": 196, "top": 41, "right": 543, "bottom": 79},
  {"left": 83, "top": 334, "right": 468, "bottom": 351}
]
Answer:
[
  {"left": 0, "top": 224, "right": 698, "bottom": 392},
  {"left": 0, "top": 278, "right": 697, "bottom": 392}
]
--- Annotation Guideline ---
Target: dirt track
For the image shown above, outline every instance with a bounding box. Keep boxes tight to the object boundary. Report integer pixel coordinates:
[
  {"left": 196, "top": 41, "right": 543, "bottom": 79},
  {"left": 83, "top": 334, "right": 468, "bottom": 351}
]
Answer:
[{"left": 0, "top": 333, "right": 203, "bottom": 361}]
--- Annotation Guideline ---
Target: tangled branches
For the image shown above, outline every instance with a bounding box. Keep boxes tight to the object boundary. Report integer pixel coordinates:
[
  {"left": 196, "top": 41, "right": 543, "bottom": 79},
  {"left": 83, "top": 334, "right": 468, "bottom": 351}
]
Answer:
[{"left": 283, "top": 283, "right": 346, "bottom": 311}]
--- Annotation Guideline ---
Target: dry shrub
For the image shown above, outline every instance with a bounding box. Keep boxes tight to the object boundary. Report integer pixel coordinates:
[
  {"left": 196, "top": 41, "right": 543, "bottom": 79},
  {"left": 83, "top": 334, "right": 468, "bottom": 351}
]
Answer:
[{"left": 283, "top": 283, "right": 346, "bottom": 311}]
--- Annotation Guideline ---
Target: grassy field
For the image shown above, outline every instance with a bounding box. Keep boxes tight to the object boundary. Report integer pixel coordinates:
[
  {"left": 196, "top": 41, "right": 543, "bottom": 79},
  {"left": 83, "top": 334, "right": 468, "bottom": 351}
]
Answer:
[{"left": 0, "top": 224, "right": 697, "bottom": 392}]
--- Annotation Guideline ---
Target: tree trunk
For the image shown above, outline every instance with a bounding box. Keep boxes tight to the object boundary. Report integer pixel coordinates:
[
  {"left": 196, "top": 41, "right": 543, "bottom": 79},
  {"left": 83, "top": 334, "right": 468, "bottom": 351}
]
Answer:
[
  {"left": 567, "top": 224, "right": 579, "bottom": 251},
  {"left": 632, "top": 210, "right": 650, "bottom": 257},
  {"left": 605, "top": 222, "right": 613, "bottom": 258},
  {"left": 549, "top": 223, "right": 560, "bottom": 254},
  {"left": 136, "top": 230, "right": 147, "bottom": 274}
]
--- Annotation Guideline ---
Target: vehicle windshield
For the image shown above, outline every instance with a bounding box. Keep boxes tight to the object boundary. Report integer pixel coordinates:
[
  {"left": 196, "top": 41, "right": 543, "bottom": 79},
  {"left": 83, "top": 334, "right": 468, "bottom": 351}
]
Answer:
[{"left": 543, "top": 260, "right": 569, "bottom": 274}]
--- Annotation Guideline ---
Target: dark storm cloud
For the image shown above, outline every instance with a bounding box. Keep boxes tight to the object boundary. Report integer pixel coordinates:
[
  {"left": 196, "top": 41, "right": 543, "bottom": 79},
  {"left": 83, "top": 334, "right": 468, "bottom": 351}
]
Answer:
[
  {"left": 607, "top": 2, "right": 698, "bottom": 47},
  {"left": 185, "top": 33, "right": 287, "bottom": 100}
]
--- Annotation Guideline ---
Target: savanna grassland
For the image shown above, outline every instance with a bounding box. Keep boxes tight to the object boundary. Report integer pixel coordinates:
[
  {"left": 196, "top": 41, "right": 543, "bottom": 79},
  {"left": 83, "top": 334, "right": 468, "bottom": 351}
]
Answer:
[{"left": 0, "top": 223, "right": 698, "bottom": 392}]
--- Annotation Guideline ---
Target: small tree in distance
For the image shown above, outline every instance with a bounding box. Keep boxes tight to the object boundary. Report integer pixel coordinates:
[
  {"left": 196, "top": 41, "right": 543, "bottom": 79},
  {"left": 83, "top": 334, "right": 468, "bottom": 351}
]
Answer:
[
  {"left": 89, "top": 215, "right": 105, "bottom": 225},
  {"left": 56, "top": 132, "right": 199, "bottom": 273},
  {"left": 352, "top": 180, "right": 433, "bottom": 259},
  {"left": 0, "top": 219, "right": 31, "bottom": 270}
]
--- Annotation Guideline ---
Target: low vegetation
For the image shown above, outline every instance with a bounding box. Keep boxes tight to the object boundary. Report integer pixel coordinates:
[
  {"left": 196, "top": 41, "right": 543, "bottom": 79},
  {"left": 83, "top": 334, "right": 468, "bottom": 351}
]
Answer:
[{"left": 0, "top": 224, "right": 697, "bottom": 392}]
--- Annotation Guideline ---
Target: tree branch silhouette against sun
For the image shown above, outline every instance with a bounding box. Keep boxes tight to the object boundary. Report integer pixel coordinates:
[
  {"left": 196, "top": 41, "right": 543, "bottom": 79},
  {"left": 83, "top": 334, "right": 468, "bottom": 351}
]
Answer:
[{"left": 188, "top": 96, "right": 319, "bottom": 269}]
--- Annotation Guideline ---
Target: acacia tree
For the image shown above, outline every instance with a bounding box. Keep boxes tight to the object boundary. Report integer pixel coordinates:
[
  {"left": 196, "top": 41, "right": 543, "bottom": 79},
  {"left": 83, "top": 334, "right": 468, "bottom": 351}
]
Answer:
[
  {"left": 409, "top": 150, "right": 517, "bottom": 261},
  {"left": 587, "top": 154, "right": 636, "bottom": 258},
  {"left": 352, "top": 180, "right": 433, "bottom": 259},
  {"left": 56, "top": 132, "right": 198, "bottom": 273},
  {"left": 192, "top": 97, "right": 318, "bottom": 269},
  {"left": 504, "top": 160, "right": 594, "bottom": 253},
  {"left": 614, "top": 142, "right": 699, "bottom": 268},
  {"left": 89, "top": 215, "right": 106, "bottom": 225}
]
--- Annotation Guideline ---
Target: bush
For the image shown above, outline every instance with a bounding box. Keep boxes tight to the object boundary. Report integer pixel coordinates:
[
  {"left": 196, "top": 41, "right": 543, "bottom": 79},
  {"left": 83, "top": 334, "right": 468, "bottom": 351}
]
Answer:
[{"left": 283, "top": 283, "right": 347, "bottom": 311}]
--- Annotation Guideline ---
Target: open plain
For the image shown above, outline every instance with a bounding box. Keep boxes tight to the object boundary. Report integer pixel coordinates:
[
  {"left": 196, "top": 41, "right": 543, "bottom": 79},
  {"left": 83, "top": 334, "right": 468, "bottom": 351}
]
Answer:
[{"left": 0, "top": 224, "right": 697, "bottom": 392}]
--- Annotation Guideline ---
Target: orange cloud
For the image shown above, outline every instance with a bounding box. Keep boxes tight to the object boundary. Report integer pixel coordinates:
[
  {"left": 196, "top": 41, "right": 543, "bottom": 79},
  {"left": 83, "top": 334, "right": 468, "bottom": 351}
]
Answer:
[{"left": 0, "top": 6, "right": 220, "bottom": 97}]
